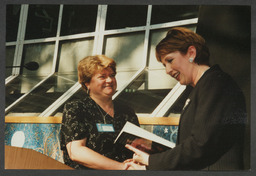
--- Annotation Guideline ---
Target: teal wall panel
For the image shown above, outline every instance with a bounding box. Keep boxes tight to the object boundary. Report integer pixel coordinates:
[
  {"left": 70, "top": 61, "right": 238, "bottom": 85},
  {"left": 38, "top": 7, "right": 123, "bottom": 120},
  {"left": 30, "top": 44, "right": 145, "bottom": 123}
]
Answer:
[
  {"left": 5, "top": 123, "right": 64, "bottom": 163},
  {"left": 5, "top": 123, "right": 178, "bottom": 164}
]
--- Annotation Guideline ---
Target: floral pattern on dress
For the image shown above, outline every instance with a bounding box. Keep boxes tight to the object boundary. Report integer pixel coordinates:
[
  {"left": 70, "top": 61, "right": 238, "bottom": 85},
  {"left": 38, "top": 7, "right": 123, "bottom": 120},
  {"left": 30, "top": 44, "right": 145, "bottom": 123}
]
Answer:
[{"left": 60, "top": 95, "right": 139, "bottom": 169}]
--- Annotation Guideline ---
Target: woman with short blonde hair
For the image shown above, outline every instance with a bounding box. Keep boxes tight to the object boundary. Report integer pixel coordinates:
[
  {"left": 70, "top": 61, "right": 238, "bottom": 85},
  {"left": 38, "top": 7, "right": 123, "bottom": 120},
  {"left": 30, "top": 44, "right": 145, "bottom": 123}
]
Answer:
[{"left": 61, "top": 55, "right": 139, "bottom": 170}]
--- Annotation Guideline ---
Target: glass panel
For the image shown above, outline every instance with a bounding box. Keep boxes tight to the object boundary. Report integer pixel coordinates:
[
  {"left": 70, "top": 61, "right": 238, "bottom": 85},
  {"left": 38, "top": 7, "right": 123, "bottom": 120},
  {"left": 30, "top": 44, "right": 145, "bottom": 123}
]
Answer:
[
  {"left": 114, "top": 69, "right": 177, "bottom": 114},
  {"left": 22, "top": 42, "right": 55, "bottom": 76},
  {"left": 148, "top": 28, "right": 169, "bottom": 70},
  {"left": 151, "top": 5, "right": 199, "bottom": 25},
  {"left": 6, "top": 73, "right": 77, "bottom": 116},
  {"left": 6, "top": 4, "right": 21, "bottom": 42},
  {"left": 5, "top": 75, "right": 47, "bottom": 108},
  {"left": 53, "top": 88, "right": 86, "bottom": 117},
  {"left": 57, "top": 38, "right": 94, "bottom": 74},
  {"left": 148, "top": 25, "right": 197, "bottom": 69},
  {"left": 116, "top": 70, "right": 138, "bottom": 90},
  {"left": 60, "top": 5, "right": 98, "bottom": 36},
  {"left": 6, "top": 46, "right": 16, "bottom": 78},
  {"left": 103, "top": 32, "right": 145, "bottom": 71},
  {"left": 105, "top": 5, "right": 148, "bottom": 30},
  {"left": 25, "top": 5, "right": 59, "bottom": 40}
]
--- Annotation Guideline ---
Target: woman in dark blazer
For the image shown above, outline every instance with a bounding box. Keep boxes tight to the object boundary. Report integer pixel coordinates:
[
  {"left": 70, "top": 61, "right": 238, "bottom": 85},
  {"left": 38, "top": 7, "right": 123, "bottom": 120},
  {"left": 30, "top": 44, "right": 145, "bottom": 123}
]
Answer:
[{"left": 125, "top": 27, "right": 247, "bottom": 170}]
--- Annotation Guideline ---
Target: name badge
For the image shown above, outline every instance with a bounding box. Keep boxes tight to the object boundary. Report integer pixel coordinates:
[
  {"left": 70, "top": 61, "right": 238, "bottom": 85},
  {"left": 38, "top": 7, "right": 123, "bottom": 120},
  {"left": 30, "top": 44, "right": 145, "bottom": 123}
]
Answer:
[{"left": 96, "top": 123, "right": 115, "bottom": 132}]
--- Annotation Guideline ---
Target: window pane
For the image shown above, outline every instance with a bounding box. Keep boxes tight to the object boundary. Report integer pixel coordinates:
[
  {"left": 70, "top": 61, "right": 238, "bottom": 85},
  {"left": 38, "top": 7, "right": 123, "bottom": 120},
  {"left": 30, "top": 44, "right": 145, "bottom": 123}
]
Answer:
[
  {"left": 114, "top": 69, "right": 177, "bottom": 114},
  {"left": 148, "top": 28, "right": 170, "bottom": 70},
  {"left": 103, "top": 32, "right": 145, "bottom": 71},
  {"left": 25, "top": 5, "right": 59, "bottom": 39},
  {"left": 5, "top": 75, "right": 47, "bottom": 108},
  {"left": 52, "top": 88, "right": 85, "bottom": 117},
  {"left": 60, "top": 5, "right": 98, "bottom": 36},
  {"left": 115, "top": 70, "right": 138, "bottom": 90},
  {"left": 57, "top": 38, "right": 94, "bottom": 74},
  {"left": 105, "top": 5, "right": 148, "bottom": 30},
  {"left": 6, "top": 4, "right": 21, "bottom": 42},
  {"left": 6, "top": 73, "right": 77, "bottom": 116},
  {"left": 151, "top": 5, "right": 199, "bottom": 25},
  {"left": 22, "top": 42, "right": 55, "bottom": 76},
  {"left": 6, "top": 46, "right": 16, "bottom": 78}
]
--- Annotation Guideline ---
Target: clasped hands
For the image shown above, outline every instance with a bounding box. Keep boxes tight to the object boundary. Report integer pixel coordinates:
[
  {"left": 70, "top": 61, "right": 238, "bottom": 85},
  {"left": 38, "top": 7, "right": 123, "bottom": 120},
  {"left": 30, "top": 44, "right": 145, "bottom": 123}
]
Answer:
[{"left": 123, "top": 144, "right": 149, "bottom": 170}]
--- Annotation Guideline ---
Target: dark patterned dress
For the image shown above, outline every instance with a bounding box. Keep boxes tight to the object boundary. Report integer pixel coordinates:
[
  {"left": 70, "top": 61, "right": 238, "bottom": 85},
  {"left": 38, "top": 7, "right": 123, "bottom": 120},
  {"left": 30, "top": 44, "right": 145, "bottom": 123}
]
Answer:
[{"left": 60, "top": 95, "right": 139, "bottom": 169}]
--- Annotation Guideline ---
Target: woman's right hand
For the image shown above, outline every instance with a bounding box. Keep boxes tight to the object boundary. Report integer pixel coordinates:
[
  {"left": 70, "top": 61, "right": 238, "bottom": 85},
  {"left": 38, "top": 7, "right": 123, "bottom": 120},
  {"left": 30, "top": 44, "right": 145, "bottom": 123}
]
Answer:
[
  {"left": 67, "top": 138, "right": 128, "bottom": 170},
  {"left": 125, "top": 161, "right": 146, "bottom": 170}
]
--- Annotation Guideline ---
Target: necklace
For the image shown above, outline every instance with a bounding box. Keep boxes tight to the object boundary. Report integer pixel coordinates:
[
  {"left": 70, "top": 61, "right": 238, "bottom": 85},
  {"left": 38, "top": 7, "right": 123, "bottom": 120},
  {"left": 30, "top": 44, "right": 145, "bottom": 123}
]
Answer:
[{"left": 96, "top": 103, "right": 113, "bottom": 124}]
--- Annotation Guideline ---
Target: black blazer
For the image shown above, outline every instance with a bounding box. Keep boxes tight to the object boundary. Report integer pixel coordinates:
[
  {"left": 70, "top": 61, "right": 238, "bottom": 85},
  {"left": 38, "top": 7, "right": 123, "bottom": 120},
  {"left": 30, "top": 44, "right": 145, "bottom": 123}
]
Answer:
[{"left": 147, "top": 65, "right": 247, "bottom": 170}]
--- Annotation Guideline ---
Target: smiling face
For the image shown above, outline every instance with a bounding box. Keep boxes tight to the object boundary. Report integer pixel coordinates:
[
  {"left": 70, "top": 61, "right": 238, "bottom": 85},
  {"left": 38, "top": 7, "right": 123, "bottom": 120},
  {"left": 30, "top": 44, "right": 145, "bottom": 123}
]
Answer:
[
  {"left": 161, "top": 50, "right": 195, "bottom": 86},
  {"left": 85, "top": 67, "right": 117, "bottom": 99},
  {"left": 156, "top": 27, "right": 210, "bottom": 87}
]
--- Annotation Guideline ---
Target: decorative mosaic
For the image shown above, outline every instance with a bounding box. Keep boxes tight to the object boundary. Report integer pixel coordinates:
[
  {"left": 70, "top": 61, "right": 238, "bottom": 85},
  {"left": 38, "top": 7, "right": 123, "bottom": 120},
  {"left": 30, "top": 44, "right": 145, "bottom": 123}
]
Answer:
[
  {"left": 141, "top": 124, "right": 178, "bottom": 143},
  {"left": 5, "top": 123, "right": 178, "bottom": 163},
  {"left": 5, "top": 123, "right": 64, "bottom": 163},
  {"left": 153, "top": 125, "right": 178, "bottom": 143}
]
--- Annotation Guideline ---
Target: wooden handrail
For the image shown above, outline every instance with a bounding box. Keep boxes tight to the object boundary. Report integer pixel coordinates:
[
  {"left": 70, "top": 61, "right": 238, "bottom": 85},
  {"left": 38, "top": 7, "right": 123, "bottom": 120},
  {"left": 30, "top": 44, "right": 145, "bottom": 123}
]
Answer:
[
  {"left": 138, "top": 116, "right": 180, "bottom": 126},
  {"left": 5, "top": 116, "right": 180, "bottom": 126},
  {"left": 5, "top": 116, "right": 62, "bottom": 124}
]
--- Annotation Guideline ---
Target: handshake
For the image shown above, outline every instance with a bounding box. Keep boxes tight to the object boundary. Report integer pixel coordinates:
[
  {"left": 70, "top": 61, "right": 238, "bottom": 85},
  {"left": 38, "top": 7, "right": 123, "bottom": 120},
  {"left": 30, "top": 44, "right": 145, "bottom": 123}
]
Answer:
[{"left": 123, "top": 144, "right": 149, "bottom": 170}]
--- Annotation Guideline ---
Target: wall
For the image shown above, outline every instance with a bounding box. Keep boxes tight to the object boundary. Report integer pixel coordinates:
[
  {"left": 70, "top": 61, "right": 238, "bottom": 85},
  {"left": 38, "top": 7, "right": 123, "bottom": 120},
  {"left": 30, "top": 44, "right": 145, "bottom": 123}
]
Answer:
[
  {"left": 5, "top": 121, "right": 178, "bottom": 164},
  {"left": 5, "top": 123, "right": 64, "bottom": 163},
  {"left": 196, "top": 5, "right": 251, "bottom": 170}
]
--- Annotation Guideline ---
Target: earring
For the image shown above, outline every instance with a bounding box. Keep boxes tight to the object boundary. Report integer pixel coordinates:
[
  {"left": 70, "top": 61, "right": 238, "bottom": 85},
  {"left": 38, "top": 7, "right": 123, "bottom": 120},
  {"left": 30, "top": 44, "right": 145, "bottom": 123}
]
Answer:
[
  {"left": 188, "top": 58, "right": 193, "bottom": 63},
  {"left": 85, "top": 84, "right": 90, "bottom": 94}
]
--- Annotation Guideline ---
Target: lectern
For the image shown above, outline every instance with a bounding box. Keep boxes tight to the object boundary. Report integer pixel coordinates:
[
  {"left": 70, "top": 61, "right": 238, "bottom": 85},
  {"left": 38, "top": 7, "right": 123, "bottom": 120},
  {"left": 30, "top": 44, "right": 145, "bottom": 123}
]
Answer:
[{"left": 5, "top": 145, "right": 73, "bottom": 169}]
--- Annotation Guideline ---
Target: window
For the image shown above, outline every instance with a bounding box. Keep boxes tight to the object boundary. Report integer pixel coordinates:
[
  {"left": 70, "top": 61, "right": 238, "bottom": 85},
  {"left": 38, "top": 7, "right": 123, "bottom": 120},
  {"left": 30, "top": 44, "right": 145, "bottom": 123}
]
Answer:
[
  {"left": 60, "top": 5, "right": 98, "bottom": 36},
  {"left": 25, "top": 5, "right": 59, "bottom": 40},
  {"left": 105, "top": 5, "right": 148, "bottom": 30},
  {"left": 6, "top": 5, "right": 21, "bottom": 42},
  {"left": 5, "top": 4, "right": 199, "bottom": 117},
  {"left": 151, "top": 5, "right": 199, "bottom": 25},
  {"left": 6, "top": 46, "right": 16, "bottom": 77}
]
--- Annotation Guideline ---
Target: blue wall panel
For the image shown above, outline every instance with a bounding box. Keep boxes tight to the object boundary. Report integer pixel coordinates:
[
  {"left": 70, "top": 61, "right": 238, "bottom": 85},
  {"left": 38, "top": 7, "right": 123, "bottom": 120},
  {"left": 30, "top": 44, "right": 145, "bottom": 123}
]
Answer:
[
  {"left": 5, "top": 123, "right": 178, "bottom": 164},
  {"left": 153, "top": 125, "right": 178, "bottom": 143},
  {"left": 5, "top": 123, "right": 64, "bottom": 163}
]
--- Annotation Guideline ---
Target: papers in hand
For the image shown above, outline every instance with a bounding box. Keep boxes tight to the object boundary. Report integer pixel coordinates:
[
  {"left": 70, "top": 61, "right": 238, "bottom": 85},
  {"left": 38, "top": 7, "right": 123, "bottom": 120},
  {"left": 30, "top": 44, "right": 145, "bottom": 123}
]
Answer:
[{"left": 114, "top": 121, "right": 175, "bottom": 154}]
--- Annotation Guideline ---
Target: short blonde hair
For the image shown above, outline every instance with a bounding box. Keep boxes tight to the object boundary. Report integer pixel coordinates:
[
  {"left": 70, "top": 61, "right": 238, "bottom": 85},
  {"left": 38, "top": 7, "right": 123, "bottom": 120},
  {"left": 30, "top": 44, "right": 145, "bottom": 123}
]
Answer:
[{"left": 78, "top": 55, "right": 116, "bottom": 91}]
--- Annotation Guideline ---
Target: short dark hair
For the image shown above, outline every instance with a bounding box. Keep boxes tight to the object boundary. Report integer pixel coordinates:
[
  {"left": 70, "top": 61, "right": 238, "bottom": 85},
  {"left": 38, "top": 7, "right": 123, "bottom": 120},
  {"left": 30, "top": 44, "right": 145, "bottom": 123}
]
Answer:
[{"left": 155, "top": 27, "right": 210, "bottom": 66}]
